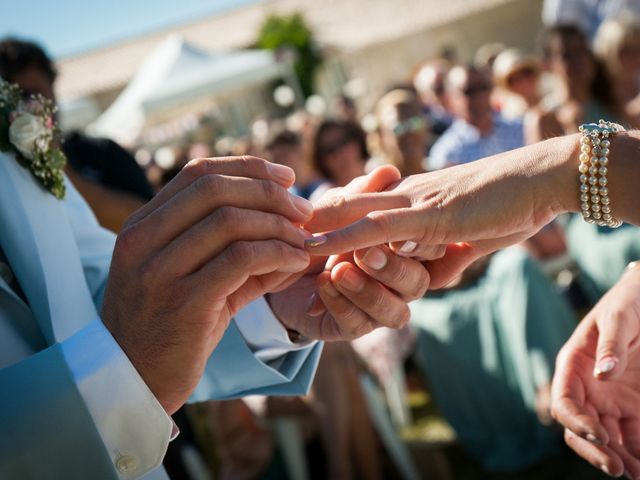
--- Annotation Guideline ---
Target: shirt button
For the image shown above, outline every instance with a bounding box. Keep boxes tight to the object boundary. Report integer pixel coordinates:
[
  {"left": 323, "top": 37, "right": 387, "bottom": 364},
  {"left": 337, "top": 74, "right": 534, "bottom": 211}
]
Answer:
[
  {"left": 0, "top": 262, "right": 13, "bottom": 284},
  {"left": 116, "top": 454, "right": 140, "bottom": 473}
]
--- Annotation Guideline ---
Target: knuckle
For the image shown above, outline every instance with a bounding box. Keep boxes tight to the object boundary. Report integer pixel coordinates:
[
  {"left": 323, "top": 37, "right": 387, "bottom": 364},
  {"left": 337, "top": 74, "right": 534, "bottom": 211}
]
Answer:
[
  {"left": 226, "top": 241, "right": 253, "bottom": 266},
  {"left": 411, "top": 267, "right": 430, "bottom": 299},
  {"left": 241, "top": 155, "right": 268, "bottom": 172},
  {"left": 183, "top": 158, "right": 210, "bottom": 179},
  {"left": 366, "top": 211, "right": 392, "bottom": 243},
  {"left": 115, "top": 222, "right": 143, "bottom": 254},
  {"left": 388, "top": 259, "right": 410, "bottom": 286},
  {"left": 328, "top": 194, "right": 347, "bottom": 210},
  {"left": 213, "top": 206, "right": 241, "bottom": 227},
  {"left": 609, "top": 307, "right": 631, "bottom": 324},
  {"left": 392, "top": 305, "right": 411, "bottom": 328},
  {"left": 139, "top": 255, "right": 162, "bottom": 285},
  {"left": 260, "top": 178, "right": 281, "bottom": 203},
  {"left": 353, "top": 319, "right": 374, "bottom": 338},
  {"left": 194, "top": 173, "right": 223, "bottom": 197},
  {"left": 272, "top": 210, "right": 288, "bottom": 229},
  {"left": 272, "top": 240, "right": 292, "bottom": 260},
  {"left": 338, "top": 303, "right": 361, "bottom": 326}
]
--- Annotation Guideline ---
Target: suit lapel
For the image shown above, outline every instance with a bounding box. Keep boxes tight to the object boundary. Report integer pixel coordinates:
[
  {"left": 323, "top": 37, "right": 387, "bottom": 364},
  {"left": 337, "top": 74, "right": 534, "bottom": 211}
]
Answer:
[{"left": 0, "top": 153, "right": 98, "bottom": 345}]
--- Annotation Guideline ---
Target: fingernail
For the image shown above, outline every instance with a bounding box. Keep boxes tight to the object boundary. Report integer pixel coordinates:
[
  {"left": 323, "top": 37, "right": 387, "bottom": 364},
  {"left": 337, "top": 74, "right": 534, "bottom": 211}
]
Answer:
[
  {"left": 339, "top": 269, "right": 364, "bottom": 292},
  {"left": 601, "top": 465, "right": 611, "bottom": 476},
  {"left": 305, "top": 235, "right": 327, "bottom": 248},
  {"left": 362, "top": 247, "right": 387, "bottom": 270},
  {"left": 399, "top": 241, "right": 417, "bottom": 255},
  {"left": 321, "top": 279, "right": 341, "bottom": 297},
  {"left": 586, "top": 433, "right": 602, "bottom": 445},
  {"left": 594, "top": 356, "right": 618, "bottom": 377},
  {"left": 291, "top": 195, "right": 313, "bottom": 217},
  {"left": 267, "top": 162, "right": 295, "bottom": 183},
  {"left": 305, "top": 293, "right": 318, "bottom": 314}
]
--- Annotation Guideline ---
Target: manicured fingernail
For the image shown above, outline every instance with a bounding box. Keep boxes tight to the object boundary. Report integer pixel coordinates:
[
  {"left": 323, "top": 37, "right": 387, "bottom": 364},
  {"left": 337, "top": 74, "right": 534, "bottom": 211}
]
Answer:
[
  {"left": 305, "top": 293, "right": 318, "bottom": 314},
  {"left": 291, "top": 195, "right": 313, "bottom": 217},
  {"left": 339, "top": 269, "right": 364, "bottom": 292},
  {"left": 586, "top": 433, "right": 602, "bottom": 445},
  {"left": 601, "top": 465, "right": 611, "bottom": 476},
  {"left": 594, "top": 356, "right": 618, "bottom": 377},
  {"left": 305, "top": 235, "right": 327, "bottom": 248},
  {"left": 267, "top": 162, "right": 295, "bottom": 183},
  {"left": 399, "top": 241, "right": 417, "bottom": 255},
  {"left": 362, "top": 247, "right": 387, "bottom": 270}
]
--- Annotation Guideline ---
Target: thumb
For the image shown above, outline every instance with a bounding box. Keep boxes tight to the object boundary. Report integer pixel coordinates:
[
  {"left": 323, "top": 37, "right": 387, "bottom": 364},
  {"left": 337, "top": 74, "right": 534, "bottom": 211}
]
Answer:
[{"left": 593, "top": 313, "right": 634, "bottom": 380}]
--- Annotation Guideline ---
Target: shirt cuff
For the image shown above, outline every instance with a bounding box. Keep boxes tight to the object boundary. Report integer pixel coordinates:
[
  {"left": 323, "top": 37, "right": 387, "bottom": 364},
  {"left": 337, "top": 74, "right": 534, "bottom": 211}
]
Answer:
[
  {"left": 234, "top": 296, "right": 316, "bottom": 363},
  {"left": 60, "top": 319, "right": 174, "bottom": 479}
]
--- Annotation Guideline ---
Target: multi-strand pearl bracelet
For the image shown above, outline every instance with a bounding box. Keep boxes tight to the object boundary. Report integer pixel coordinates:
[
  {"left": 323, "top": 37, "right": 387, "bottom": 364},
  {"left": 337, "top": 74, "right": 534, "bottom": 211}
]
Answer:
[{"left": 578, "top": 120, "right": 624, "bottom": 228}]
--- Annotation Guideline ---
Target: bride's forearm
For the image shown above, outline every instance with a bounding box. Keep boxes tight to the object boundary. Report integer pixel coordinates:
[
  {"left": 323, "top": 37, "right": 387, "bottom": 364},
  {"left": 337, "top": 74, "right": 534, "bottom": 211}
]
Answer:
[
  {"left": 532, "top": 131, "right": 639, "bottom": 226},
  {"left": 607, "top": 131, "right": 640, "bottom": 226}
]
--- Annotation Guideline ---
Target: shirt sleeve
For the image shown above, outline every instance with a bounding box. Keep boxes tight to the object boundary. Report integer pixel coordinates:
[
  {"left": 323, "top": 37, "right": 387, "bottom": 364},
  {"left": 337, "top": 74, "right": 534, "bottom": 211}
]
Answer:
[
  {"left": 233, "top": 296, "right": 316, "bottom": 363},
  {"left": 60, "top": 319, "right": 175, "bottom": 479}
]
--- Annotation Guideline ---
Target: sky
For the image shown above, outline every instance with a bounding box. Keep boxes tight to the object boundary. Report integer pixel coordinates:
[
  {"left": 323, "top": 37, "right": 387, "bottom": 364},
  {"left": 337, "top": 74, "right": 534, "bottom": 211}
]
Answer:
[{"left": 0, "top": 0, "right": 262, "bottom": 58}]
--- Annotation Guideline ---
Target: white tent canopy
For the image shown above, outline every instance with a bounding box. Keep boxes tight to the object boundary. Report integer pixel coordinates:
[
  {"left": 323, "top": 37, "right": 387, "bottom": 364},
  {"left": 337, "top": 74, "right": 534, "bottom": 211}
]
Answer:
[{"left": 90, "top": 34, "right": 287, "bottom": 145}]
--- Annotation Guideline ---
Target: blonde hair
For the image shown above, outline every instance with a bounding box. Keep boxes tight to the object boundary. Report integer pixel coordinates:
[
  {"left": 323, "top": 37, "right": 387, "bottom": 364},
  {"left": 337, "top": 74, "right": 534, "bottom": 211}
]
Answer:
[{"left": 594, "top": 15, "right": 640, "bottom": 76}]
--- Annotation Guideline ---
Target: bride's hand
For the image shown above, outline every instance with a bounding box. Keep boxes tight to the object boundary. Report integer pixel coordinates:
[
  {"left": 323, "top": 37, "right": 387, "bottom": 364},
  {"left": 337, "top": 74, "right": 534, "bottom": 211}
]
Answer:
[
  {"left": 551, "top": 262, "right": 640, "bottom": 478},
  {"left": 267, "top": 166, "right": 429, "bottom": 340},
  {"left": 306, "top": 135, "right": 579, "bottom": 288}
]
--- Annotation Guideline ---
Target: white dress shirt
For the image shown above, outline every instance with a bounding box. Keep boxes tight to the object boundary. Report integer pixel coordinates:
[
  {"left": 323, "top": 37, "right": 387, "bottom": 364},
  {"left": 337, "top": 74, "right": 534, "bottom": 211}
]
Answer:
[
  {"left": 0, "top": 265, "right": 313, "bottom": 478},
  {"left": 428, "top": 115, "right": 524, "bottom": 170}
]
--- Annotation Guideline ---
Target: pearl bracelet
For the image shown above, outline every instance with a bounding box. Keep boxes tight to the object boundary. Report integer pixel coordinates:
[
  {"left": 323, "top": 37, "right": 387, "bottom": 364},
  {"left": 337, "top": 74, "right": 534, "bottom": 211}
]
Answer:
[{"left": 578, "top": 120, "right": 624, "bottom": 228}]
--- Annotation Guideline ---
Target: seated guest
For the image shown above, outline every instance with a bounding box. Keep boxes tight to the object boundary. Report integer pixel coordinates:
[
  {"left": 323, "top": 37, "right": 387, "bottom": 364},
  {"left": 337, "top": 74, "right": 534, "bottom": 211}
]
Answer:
[
  {"left": 492, "top": 48, "right": 542, "bottom": 120},
  {"left": 524, "top": 25, "right": 621, "bottom": 143},
  {"left": 429, "top": 64, "right": 524, "bottom": 170},
  {"left": 309, "top": 119, "right": 369, "bottom": 199},
  {"left": 375, "top": 89, "right": 430, "bottom": 176},
  {"left": 266, "top": 129, "right": 322, "bottom": 199},
  {"left": 564, "top": 215, "right": 640, "bottom": 302},
  {"left": 593, "top": 15, "right": 640, "bottom": 125},
  {"left": 410, "top": 248, "right": 577, "bottom": 472},
  {"left": 412, "top": 58, "right": 453, "bottom": 137}
]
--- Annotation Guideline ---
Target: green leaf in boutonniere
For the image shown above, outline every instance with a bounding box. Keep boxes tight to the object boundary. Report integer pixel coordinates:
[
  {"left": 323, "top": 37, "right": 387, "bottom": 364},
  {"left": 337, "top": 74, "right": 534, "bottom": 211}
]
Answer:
[{"left": 0, "top": 78, "right": 67, "bottom": 199}]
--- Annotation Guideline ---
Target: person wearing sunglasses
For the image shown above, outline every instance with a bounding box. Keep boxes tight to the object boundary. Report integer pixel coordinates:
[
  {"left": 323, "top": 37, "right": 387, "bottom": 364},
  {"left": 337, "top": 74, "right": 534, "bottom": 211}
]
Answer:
[
  {"left": 309, "top": 119, "right": 369, "bottom": 200},
  {"left": 429, "top": 64, "right": 525, "bottom": 170},
  {"left": 492, "top": 48, "right": 542, "bottom": 120},
  {"left": 375, "top": 88, "right": 430, "bottom": 177}
]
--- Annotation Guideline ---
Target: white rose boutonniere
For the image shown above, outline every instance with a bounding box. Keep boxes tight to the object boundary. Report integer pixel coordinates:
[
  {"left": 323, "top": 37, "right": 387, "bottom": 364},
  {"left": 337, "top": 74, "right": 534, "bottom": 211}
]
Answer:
[
  {"left": 9, "top": 112, "right": 47, "bottom": 160},
  {"left": 0, "top": 78, "right": 66, "bottom": 199}
]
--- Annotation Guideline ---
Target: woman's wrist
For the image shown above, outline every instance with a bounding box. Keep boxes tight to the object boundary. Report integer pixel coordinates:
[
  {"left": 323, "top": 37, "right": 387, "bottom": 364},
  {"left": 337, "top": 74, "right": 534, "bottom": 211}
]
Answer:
[
  {"left": 532, "top": 133, "right": 582, "bottom": 217},
  {"left": 606, "top": 130, "right": 639, "bottom": 225}
]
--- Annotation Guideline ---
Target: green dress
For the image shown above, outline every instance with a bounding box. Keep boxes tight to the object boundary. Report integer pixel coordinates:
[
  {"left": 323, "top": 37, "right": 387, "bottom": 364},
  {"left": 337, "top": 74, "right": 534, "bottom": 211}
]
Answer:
[
  {"left": 565, "top": 215, "right": 640, "bottom": 302},
  {"left": 410, "top": 249, "right": 576, "bottom": 471}
]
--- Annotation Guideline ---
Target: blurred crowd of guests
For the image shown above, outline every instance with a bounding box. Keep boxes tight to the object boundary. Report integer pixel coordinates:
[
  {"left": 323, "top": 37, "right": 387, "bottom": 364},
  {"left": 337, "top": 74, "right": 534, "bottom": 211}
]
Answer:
[{"left": 3, "top": 3, "right": 640, "bottom": 479}]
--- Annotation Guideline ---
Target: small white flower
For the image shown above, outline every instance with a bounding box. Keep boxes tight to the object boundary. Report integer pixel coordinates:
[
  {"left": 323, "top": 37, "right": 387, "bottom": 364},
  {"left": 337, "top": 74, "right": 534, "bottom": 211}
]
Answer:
[{"left": 9, "top": 112, "right": 47, "bottom": 160}]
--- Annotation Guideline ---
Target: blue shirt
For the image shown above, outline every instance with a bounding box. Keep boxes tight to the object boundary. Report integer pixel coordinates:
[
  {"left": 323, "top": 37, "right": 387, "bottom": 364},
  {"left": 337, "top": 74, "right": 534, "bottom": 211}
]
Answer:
[{"left": 428, "top": 115, "right": 524, "bottom": 170}]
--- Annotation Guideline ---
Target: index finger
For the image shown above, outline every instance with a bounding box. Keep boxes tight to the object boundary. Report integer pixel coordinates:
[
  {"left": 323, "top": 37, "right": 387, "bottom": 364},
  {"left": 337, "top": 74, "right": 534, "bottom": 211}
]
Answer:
[
  {"left": 306, "top": 190, "right": 407, "bottom": 233},
  {"left": 306, "top": 206, "right": 420, "bottom": 256}
]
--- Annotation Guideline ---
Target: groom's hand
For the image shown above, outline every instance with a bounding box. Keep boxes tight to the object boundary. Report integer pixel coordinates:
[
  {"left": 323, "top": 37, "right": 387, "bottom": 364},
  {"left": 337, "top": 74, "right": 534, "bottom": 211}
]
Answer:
[{"left": 101, "top": 156, "right": 313, "bottom": 414}]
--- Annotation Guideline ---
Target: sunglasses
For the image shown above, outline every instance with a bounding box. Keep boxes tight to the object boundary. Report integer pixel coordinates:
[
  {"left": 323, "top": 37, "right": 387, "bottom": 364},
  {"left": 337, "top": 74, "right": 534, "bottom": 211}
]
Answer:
[
  {"left": 461, "top": 83, "right": 491, "bottom": 96},
  {"left": 317, "top": 134, "right": 356, "bottom": 158},
  {"left": 507, "top": 67, "right": 537, "bottom": 86},
  {"left": 392, "top": 116, "right": 427, "bottom": 136}
]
